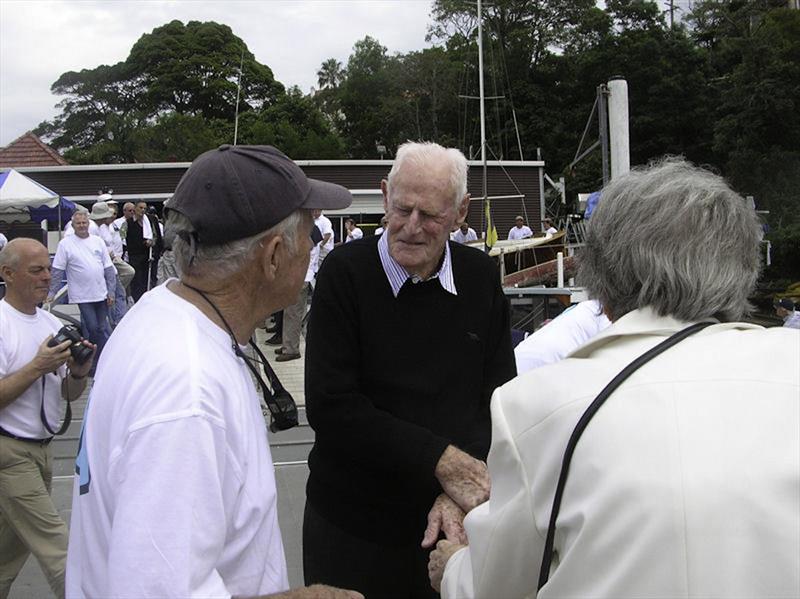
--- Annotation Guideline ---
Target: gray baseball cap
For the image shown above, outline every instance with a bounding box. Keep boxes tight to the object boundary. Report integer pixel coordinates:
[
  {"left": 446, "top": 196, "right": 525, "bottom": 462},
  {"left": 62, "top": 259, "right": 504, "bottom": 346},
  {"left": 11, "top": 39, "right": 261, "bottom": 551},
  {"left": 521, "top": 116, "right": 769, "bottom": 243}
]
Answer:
[{"left": 166, "top": 145, "right": 352, "bottom": 245}]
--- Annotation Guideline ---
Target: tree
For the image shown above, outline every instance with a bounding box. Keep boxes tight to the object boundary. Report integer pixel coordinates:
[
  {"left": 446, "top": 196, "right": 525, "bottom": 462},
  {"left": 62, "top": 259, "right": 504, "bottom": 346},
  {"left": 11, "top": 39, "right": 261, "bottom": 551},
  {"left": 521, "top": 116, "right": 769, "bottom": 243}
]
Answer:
[
  {"left": 317, "top": 58, "right": 344, "bottom": 90},
  {"left": 238, "top": 87, "right": 345, "bottom": 159},
  {"left": 36, "top": 21, "right": 285, "bottom": 163},
  {"left": 127, "top": 20, "right": 283, "bottom": 119}
]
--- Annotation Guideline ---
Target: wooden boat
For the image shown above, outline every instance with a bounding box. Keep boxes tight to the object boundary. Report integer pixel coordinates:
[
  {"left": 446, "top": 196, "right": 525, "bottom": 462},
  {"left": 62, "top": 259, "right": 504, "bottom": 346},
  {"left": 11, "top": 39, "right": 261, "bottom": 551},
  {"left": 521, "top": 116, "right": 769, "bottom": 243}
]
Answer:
[{"left": 466, "top": 230, "right": 569, "bottom": 285}]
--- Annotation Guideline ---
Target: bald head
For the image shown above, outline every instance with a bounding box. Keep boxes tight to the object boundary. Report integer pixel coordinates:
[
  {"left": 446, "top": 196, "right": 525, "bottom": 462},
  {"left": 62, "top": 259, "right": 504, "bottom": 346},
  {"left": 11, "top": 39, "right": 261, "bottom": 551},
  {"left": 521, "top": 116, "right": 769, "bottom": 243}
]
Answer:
[
  {"left": 0, "top": 238, "right": 51, "bottom": 313},
  {"left": 0, "top": 237, "right": 47, "bottom": 271}
]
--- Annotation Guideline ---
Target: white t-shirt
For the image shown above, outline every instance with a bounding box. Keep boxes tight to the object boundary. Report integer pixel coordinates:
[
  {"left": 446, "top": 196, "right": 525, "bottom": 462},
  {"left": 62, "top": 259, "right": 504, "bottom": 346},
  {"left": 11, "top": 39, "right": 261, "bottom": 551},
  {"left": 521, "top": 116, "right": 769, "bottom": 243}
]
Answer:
[
  {"left": 97, "top": 222, "right": 124, "bottom": 258},
  {"left": 64, "top": 220, "right": 100, "bottom": 237},
  {"left": 452, "top": 228, "right": 478, "bottom": 243},
  {"left": 545, "top": 226, "right": 558, "bottom": 236},
  {"left": 0, "top": 233, "right": 7, "bottom": 250},
  {"left": 315, "top": 214, "right": 334, "bottom": 252},
  {"left": 0, "top": 300, "right": 65, "bottom": 438},
  {"left": 52, "top": 234, "right": 113, "bottom": 303},
  {"left": 508, "top": 225, "right": 533, "bottom": 240},
  {"left": 514, "top": 300, "right": 611, "bottom": 374},
  {"left": 66, "top": 284, "right": 288, "bottom": 598},
  {"left": 346, "top": 226, "right": 363, "bottom": 242}
]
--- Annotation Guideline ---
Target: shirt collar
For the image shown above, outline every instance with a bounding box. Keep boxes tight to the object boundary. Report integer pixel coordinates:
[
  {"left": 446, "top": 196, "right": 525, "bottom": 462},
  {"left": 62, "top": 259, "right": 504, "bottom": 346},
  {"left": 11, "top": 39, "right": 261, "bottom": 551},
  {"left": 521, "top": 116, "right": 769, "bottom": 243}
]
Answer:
[{"left": 378, "top": 232, "right": 457, "bottom": 298}]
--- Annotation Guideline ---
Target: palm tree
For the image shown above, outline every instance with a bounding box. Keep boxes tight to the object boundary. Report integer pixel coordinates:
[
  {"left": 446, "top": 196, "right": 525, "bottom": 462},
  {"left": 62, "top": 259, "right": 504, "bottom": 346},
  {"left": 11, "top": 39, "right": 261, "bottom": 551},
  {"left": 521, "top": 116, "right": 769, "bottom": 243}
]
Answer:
[{"left": 317, "top": 58, "right": 343, "bottom": 90}]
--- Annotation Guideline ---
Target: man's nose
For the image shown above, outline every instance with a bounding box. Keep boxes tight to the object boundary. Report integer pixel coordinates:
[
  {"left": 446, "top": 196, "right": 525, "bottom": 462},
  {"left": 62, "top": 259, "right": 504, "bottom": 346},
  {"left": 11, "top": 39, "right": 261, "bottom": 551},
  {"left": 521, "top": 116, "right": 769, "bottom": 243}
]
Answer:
[{"left": 408, "top": 210, "right": 423, "bottom": 231}]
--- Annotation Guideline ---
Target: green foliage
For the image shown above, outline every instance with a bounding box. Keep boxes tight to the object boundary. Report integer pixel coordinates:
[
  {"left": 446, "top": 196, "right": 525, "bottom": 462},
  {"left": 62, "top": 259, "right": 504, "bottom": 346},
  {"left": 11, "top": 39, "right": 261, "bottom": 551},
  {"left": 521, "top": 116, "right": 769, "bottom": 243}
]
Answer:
[
  {"left": 37, "top": 20, "right": 332, "bottom": 163},
  {"left": 127, "top": 20, "right": 284, "bottom": 119},
  {"left": 238, "top": 87, "right": 345, "bottom": 159},
  {"left": 34, "top": 5, "right": 800, "bottom": 260},
  {"left": 766, "top": 223, "right": 800, "bottom": 282}
]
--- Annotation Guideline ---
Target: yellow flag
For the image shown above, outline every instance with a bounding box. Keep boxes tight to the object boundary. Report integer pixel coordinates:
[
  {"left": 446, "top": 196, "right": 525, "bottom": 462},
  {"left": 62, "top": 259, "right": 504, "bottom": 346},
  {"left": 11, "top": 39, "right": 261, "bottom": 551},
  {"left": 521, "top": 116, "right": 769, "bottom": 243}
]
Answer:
[{"left": 484, "top": 199, "right": 498, "bottom": 250}]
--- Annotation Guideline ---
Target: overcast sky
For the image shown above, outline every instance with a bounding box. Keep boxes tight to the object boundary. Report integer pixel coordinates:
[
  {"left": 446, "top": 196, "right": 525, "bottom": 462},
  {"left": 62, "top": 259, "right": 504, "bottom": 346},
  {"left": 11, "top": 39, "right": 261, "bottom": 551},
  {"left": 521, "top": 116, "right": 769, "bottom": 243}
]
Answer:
[{"left": 0, "top": 0, "right": 435, "bottom": 146}]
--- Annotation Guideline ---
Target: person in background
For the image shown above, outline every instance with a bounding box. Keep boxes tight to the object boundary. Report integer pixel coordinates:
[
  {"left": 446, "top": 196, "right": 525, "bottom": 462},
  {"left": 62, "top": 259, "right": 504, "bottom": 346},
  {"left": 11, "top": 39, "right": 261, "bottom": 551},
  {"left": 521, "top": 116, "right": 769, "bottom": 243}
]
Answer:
[
  {"left": 0, "top": 238, "right": 93, "bottom": 599},
  {"left": 276, "top": 225, "right": 323, "bottom": 363},
  {"left": 313, "top": 209, "right": 334, "bottom": 265},
  {"left": 451, "top": 222, "right": 477, "bottom": 244},
  {"left": 430, "top": 158, "right": 800, "bottom": 599},
  {"left": 514, "top": 299, "right": 611, "bottom": 374},
  {"left": 374, "top": 215, "right": 388, "bottom": 236},
  {"left": 89, "top": 201, "right": 133, "bottom": 327},
  {"left": 508, "top": 215, "right": 533, "bottom": 240},
  {"left": 64, "top": 206, "right": 99, "bottom": 237},
  {"left": 47, "top": 212, "right": 115, "bottom": 371},
  {"left": 543, "top": 217, "right": 558, "bottom": 237},
  {"left": 125, "top": 202, "right": 154, "bottom": 302},
  {"left": 774, "top": 297, "right": 800, "bottom": 329},
  {"left": 303, "top": 141, "right": 516, "bottom": 598},
  {"left": 66, "top": 145, "right": 360, "bottom": 599},
  {"left": 344, "top": 218, "right": 363, "bottom": 243}
]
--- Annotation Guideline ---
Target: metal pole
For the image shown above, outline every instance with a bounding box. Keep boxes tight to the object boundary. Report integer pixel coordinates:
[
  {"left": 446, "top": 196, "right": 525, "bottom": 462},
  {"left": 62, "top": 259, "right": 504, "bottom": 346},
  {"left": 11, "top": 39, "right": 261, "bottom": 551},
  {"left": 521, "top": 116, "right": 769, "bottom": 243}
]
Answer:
[
  {"left": 608, "top": 77, "right": 630, "bottom": 179},
  {"left": 598, "top": 85, "right": 610, "bottom": 186}
]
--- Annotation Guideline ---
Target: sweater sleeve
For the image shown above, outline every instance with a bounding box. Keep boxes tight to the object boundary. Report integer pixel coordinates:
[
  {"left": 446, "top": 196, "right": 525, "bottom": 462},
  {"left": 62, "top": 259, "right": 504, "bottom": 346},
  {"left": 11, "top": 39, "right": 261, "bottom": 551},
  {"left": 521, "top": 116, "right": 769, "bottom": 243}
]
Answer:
[{"left": 305, "top": 251, "right": 451, "bottom": 488}]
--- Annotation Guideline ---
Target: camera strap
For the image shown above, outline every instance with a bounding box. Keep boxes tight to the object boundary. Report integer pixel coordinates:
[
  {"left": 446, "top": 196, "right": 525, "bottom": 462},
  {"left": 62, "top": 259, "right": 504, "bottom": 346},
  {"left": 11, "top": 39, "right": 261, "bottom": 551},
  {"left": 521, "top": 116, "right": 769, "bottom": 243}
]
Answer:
[
  {"left": 180, "top": 281, "right": 298, "bottom": 432},
  {"left": 537, "top": 320, "right": 714, "bottom": 590},
  {"left": 39, "top": 375, "right": 72, "bottom": 437}
]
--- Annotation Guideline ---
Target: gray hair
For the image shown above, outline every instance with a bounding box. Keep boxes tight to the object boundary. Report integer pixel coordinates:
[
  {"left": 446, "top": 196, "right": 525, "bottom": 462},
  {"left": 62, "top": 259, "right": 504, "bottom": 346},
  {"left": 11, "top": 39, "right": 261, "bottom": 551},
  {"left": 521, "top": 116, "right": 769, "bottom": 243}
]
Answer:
[
  {"left": 168, "top": 209, "right": 306, "bottom": 280},
  {"left": 578, "top": 158, "right": 762, "bottom": 322},
  {"left": 0, "top": 242, "right": 20, "bottom": 270},
  {"left": 386, "top": 141, "right": 468, "bottom": 210}
]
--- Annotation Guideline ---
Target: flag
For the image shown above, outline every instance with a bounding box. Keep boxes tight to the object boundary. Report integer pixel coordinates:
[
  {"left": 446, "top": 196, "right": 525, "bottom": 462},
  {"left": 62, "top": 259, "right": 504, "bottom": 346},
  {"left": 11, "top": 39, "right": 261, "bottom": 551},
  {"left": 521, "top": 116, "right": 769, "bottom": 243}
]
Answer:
[{"left": 484, "top": 199, "right": 498, "bottom": 250}]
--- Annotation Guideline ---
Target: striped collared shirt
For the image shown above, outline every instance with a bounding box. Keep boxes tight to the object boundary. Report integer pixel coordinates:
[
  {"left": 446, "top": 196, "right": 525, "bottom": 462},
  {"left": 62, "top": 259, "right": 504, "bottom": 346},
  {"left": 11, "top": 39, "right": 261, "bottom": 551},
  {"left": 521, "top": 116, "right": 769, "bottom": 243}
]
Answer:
[{"left": 377, "top": 231, "right": 457, "bottom": 298}]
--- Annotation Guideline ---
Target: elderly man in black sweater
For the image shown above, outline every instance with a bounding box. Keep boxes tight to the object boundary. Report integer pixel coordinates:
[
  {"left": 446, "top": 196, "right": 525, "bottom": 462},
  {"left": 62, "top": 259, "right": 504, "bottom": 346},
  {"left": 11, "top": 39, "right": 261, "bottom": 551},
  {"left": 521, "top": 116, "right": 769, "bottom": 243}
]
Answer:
[{"left": 303, "top": 141, "right": 517, "bottom": 598}]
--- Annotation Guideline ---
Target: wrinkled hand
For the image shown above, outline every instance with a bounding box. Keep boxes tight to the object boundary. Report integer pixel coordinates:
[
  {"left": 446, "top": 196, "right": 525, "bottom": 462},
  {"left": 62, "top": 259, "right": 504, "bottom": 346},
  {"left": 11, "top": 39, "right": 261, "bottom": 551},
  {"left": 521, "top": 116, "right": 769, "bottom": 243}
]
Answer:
[
  {"left": 435, "top": 445, "right": 491, "bottom": 513},
  {"left": 428, "top": 539, "right": 466, "bottom": 593},
  {"left": 67, "top": 340, "right": 96, "bottom": 379},
  {"left": 262, "top": 583, "right": 364, "bottom": 599},
  {"left": 32, "top": 337, "right": 71, "bottom": 375},
  {"left": 422, "top": 493, "right": 467, "bottom": 548},
  {"left": 106, "top": 294, "right": 115, "bottom": 306}
]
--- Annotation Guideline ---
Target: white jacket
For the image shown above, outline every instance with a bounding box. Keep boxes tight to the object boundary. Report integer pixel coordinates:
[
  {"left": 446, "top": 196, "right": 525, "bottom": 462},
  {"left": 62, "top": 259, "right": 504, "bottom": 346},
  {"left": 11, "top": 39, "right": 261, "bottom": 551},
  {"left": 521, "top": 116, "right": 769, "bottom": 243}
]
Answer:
[{"left": 443, "top": 307, "right": 800, "bottom": 598}]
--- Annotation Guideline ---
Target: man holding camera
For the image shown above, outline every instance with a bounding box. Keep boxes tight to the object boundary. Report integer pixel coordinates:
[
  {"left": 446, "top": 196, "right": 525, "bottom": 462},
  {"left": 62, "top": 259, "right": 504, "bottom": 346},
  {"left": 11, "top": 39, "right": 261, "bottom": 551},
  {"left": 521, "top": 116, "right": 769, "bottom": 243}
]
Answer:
[{"left": 0, "top": 238, "right": 93, "bottom": 598}]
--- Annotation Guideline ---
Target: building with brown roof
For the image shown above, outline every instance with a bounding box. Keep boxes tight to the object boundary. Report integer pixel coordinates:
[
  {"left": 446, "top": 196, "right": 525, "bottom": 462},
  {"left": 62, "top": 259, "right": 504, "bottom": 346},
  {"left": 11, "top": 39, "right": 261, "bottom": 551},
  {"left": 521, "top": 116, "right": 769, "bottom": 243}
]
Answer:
[{"left": 0, "top": 132, "right": 68, "bottom": 168}]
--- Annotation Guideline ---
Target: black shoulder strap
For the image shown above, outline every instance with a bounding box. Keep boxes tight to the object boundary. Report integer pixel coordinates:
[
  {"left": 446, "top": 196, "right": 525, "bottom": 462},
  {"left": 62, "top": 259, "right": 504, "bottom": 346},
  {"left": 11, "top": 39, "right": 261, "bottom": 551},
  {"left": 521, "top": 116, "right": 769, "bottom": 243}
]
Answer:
[
  {"left": 40, "top": 375, "right": 72, "bottom": 437},
  {"left": 537, "top": 320, "right": 714, "bottom": 590}
]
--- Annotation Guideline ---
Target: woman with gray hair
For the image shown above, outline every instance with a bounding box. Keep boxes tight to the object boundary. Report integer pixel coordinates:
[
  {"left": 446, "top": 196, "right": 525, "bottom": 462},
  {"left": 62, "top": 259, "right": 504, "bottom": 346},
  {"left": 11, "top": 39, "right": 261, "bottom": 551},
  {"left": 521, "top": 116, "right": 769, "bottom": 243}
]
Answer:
[{"left": 430, "top": 158, "right": 800, "bottom": 598}]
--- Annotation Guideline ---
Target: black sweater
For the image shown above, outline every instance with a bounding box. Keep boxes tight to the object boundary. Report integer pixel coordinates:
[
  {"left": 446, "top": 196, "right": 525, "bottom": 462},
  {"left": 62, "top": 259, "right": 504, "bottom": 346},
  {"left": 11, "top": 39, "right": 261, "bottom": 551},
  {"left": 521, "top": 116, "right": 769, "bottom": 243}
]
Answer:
[{"left": 305, "top": 236, "right": 517, "bottom": 544}]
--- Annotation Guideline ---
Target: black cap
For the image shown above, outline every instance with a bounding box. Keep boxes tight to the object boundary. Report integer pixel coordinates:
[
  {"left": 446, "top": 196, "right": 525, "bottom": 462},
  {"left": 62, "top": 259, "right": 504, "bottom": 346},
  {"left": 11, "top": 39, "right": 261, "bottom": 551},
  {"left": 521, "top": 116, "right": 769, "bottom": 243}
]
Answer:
[
  {"left": 166, "top": 145, "right": 352, "bottom": 245},
  {"left": 775, "top": 298, "right": 795, "bottom": 310}
]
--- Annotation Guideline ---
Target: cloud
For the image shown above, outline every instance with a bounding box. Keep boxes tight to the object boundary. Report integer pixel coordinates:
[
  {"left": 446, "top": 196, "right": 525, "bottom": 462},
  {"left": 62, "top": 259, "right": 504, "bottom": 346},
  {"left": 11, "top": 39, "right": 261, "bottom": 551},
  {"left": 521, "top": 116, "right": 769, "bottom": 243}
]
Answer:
[{"left": 0, "top": 0, "right": 434, "bottom": 145}]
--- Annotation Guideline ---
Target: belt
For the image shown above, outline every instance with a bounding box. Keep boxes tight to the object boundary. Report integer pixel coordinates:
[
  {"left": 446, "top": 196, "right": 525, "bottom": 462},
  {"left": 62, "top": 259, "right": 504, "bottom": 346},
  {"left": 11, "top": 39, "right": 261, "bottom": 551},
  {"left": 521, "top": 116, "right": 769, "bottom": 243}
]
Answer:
[{"left": 0, "top": 426, "right": 53, "bottom": 446}]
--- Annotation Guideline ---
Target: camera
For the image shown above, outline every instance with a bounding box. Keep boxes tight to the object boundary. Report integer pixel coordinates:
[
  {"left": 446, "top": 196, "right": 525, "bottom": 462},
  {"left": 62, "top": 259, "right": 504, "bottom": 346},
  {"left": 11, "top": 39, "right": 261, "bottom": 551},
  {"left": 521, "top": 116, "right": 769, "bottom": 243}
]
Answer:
[
  {"left": 48, "top": 325, "right": 93, "bottom": 365},
  {"left": 268, "top": 389, "right": 298, "bottom": 432}
]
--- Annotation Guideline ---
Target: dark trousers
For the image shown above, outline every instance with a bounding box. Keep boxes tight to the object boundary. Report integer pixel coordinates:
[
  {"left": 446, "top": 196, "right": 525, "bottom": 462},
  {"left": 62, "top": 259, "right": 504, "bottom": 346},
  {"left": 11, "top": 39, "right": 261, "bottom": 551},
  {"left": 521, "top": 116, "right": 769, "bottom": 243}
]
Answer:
[
  {"left": 303, "top": 501, "right": 439, "bottom": 599},
  {"left": 128, "top": 254, "right": 150, "bottom": 302}
]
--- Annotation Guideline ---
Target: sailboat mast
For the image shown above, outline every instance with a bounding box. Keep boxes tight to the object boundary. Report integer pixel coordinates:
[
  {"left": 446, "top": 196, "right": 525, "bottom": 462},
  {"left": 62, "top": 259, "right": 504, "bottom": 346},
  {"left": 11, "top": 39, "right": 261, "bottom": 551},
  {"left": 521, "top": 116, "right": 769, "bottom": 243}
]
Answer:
[
  {"left": 477, "top": 0, "right": 487, "bottom": 201},
  {"left": 233, "top": 49, "right": 244, "bottom": 146}
]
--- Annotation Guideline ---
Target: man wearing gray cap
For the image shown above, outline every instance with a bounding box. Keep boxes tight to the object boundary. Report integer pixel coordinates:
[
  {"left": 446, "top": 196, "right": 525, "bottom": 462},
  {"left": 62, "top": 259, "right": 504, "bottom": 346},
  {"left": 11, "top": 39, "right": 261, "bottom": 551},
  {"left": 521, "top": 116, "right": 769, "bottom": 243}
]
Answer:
[{"left": 66, "top": 145, "right": 362, "bottom": 599}]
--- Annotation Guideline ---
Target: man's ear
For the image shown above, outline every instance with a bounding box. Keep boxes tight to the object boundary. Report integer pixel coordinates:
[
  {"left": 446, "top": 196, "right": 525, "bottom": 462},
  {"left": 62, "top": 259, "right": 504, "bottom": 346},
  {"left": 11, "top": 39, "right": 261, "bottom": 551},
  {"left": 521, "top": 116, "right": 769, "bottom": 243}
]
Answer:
[
  {"left": 257, "top": 234, "right": 282, "bottom": 283},
  {"left": 457, "top": 194, "right": 470, "bottom": 222}
]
